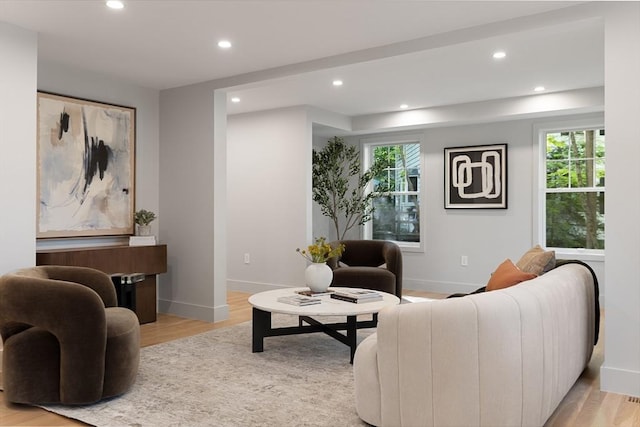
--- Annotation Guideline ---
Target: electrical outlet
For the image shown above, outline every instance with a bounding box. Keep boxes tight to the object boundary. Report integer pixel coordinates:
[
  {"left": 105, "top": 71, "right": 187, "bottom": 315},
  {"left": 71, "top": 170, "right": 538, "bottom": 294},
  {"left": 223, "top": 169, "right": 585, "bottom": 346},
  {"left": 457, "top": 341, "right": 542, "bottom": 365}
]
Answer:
[
  {"left": 460, "top": 255, "right": 468, "bottom": 266},
  {"left": 244, "top": 253, "right": 250, "bottom": 264}
]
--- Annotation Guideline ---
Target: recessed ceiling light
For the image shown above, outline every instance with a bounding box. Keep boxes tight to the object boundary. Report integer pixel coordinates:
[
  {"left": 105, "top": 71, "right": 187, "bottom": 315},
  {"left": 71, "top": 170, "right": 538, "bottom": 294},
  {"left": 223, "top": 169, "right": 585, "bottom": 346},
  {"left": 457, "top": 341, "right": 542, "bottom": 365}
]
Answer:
[
  {"left": 400, "top": 104, "right": 409, "bottom": 109},
  {"left": 218, "top": 40, "right": 232, "bottom": 49},
  {"left": 534, "top": 86, "right": 546, "bottom": 92},
  {"left": 106, "top": 0, "right": 124, "bottom": 9},
  {"left": 492, "top": 51, "right": 506, "bottom": 59},
  {"left": 332, "top": 80, "right": 343, "bottom": 87},
  {"left": 230, "top": 97, "right": 240, "bottom": 103}
]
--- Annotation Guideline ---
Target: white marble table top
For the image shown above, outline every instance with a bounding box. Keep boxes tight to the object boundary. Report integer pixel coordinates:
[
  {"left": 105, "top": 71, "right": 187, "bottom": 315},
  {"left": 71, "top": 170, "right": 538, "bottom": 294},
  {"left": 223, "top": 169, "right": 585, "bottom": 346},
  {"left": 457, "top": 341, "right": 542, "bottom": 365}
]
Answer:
[{"left": 248, "top": 287, "right": 400, "bottom": 317}]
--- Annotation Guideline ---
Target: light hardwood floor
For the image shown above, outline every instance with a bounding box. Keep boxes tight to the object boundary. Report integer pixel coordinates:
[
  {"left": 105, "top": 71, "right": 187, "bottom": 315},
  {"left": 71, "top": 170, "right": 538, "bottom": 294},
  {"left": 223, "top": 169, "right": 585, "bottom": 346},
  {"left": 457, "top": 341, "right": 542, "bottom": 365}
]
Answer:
[{"left": 1, "top": 290, "right": 638, "bottom": 426}]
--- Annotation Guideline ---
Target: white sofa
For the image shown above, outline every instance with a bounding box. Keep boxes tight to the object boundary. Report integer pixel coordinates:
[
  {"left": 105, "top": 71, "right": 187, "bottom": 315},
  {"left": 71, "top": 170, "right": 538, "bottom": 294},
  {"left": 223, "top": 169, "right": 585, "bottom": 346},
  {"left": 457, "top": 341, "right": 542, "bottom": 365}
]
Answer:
[{"left": 353, "top": 262, "right": 598, "bottom": 427}]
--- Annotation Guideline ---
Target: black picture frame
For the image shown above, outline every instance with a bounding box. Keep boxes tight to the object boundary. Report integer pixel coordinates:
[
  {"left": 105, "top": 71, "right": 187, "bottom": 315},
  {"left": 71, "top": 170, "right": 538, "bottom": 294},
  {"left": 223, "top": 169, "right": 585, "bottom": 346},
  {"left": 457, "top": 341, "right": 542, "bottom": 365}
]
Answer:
[{"left": 444, "top": 143, "right": 507, "bottom": 209}]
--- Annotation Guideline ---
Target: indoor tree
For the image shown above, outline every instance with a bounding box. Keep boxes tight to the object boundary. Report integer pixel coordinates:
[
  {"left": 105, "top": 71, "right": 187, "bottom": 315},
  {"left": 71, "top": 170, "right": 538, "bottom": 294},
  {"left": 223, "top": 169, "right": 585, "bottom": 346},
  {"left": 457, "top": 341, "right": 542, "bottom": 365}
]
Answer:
[{"left": 312, "top": 136, "right": 387, "bottom": 240}]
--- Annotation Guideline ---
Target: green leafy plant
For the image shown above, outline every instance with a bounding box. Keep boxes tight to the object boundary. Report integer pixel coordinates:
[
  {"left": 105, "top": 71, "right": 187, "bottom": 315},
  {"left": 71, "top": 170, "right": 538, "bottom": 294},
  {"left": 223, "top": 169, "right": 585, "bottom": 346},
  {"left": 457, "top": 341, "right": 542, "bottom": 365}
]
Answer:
[
  {"left": 312, "top": 136, "right": 388, "bottom": 239},
  {"left": 545, "top": 130, "right": 605, "bottom": 249},
  {"left": 134, "top": 209, "right": 157, "bottom": 226},
  {"left": 296, "top": 237, "right": 345, "bottom": 263}
]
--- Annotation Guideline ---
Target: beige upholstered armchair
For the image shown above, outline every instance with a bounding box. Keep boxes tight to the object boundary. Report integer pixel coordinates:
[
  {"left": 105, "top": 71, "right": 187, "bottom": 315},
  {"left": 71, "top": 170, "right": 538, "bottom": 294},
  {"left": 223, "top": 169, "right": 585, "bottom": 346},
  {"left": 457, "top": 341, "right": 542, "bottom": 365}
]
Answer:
[
  {"left": 327, "top": 240, "right": 403, "bottom": 297},
  {"left": 0, "top": 266, "right": 140, "bottom": 405}
]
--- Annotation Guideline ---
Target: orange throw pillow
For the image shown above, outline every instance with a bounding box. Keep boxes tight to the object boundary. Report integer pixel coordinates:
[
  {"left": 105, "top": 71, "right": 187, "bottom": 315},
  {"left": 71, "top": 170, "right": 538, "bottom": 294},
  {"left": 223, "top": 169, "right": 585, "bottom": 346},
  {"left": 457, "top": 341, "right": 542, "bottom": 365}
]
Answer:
[{"left": 486, "top": 259, "right": 537, "bottom": 291}]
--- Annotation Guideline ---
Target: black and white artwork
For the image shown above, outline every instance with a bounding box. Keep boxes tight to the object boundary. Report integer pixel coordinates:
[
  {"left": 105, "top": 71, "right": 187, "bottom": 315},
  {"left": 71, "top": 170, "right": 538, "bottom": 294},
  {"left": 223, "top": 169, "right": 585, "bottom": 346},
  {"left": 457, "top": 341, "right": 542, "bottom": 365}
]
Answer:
[
  {"left": 37, "top": 92, "right": 136, "bottom": 237},
  {"left": 444, "top": 144, "right": 507, "bottom": 209}
]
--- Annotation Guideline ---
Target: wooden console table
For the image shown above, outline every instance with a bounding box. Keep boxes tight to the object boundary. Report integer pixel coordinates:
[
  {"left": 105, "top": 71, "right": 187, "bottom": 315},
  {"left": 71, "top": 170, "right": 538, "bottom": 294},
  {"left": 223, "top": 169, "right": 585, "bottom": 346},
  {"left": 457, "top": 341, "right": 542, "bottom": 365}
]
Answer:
[{"left": 36, "top": 245, "right": 167, "bottom": 324}]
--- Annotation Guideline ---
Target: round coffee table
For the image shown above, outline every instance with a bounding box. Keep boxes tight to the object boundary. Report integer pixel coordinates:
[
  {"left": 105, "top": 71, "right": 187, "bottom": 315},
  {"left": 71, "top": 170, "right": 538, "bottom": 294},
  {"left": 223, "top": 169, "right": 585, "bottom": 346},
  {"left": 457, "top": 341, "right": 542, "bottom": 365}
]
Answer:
[{"left": 248, "top": 287, "right": 400, "bottom": 363}]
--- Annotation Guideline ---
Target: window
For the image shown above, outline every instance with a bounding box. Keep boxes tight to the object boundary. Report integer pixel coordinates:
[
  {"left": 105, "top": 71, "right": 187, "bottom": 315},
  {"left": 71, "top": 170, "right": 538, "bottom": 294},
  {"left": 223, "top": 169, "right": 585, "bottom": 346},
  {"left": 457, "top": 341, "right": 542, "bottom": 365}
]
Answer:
[
  {"left": 363, "top": 135, "right": 423, "bottom": 250},
  {"left": 541, "top": 126, "right": 605, "bottom": 251}
]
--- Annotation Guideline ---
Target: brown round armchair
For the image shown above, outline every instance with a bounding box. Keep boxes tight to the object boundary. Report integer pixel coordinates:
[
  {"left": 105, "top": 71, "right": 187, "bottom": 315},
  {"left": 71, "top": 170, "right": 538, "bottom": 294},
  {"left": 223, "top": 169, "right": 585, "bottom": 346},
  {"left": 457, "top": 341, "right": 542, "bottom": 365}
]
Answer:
[
  {"left": 0, "top": 266, "right": 140, "bottom": 405},
  {"left": 327, "top": 240, "right": 403, "bottom": 297}
]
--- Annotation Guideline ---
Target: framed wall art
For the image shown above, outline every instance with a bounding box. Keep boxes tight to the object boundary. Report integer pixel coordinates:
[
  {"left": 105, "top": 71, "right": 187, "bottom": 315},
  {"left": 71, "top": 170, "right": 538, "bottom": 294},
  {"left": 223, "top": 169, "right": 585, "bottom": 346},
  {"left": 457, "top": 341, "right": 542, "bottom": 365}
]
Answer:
[
  {"left": 444, "top": 143, "right": 507, "bottom": 209},
  {"left": 37, "top": 92, "right": 136, "bottom": 238}
]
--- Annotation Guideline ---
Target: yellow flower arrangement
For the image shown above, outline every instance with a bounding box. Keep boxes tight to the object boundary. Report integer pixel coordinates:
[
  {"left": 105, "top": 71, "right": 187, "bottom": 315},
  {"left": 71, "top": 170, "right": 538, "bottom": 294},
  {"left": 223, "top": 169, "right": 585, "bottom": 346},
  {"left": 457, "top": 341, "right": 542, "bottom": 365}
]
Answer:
[{"left": 296, "top": 237, "right": 345, "bottom": 263}]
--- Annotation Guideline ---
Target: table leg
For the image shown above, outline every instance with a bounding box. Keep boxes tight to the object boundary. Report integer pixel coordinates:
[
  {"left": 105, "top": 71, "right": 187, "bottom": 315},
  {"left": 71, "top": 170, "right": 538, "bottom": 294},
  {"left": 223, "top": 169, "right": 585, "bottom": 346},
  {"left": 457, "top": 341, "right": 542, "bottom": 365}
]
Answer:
[
  {"left": 252, "top": 307, "right": 271, "bottom": 352},
  {"left": 347, "top": 315, "right": 357, "bottom": 363}
]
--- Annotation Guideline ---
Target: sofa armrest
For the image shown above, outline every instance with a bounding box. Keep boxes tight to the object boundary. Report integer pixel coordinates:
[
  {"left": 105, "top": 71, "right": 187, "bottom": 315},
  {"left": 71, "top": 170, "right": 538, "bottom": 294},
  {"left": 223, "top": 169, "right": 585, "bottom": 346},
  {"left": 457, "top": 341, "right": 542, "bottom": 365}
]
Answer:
[
  {"left": 353, "top": 334, "right": 382, "bottom": 426},
  {"left": 375, "top": 302, "right": 439, "bottom": 426},
  {"left": 0, "top": 275, "right": 108, "bottom": 403},
  {"left": 382, "top": 242, "right": 403, "bottom": 295}
]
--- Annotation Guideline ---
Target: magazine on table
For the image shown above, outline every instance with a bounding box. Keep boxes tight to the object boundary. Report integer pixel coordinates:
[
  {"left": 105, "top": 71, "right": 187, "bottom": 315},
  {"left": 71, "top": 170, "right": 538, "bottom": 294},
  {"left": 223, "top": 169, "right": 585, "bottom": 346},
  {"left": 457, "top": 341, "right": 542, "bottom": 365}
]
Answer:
[
  {"left": 333, "top": 289, "right": 382, "bottom": 299},
  {"left": 331, "top": 293, "right": 383, "bottom": 303},
  {"left": 331, "top": 289, "right": 383, "bottom": 303},
  {"left": 277, "top": 295, "right": 322, "bottom": 306},
  {"left": 296, "top": 289, "right": 334, "bottom": 297}
]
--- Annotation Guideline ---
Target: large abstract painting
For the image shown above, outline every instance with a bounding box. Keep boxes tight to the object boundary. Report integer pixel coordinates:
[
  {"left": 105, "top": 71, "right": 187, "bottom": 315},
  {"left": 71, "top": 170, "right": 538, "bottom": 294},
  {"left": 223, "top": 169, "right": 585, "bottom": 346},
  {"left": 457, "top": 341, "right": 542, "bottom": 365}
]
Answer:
[
  {"left": 444, "top": 144, "right": 507, "bottom": 209},
  {"left": 37, "top": 92, "right": 135, "bottom": 238}
]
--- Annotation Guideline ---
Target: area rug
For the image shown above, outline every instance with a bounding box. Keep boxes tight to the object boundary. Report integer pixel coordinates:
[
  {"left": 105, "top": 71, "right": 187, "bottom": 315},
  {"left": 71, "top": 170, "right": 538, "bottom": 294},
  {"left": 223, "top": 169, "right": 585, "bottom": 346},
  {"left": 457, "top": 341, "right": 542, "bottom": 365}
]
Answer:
[{"left": 41, "top": 315, "right": 373, "bottom": 426}]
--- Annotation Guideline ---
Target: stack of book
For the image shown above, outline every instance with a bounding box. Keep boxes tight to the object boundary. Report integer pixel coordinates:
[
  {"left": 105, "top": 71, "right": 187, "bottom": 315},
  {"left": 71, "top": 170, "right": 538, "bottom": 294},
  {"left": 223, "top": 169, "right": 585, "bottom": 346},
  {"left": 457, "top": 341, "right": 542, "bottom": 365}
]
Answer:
[
  {"left": 277, "top": 295, "right": 322, "bottom": 306},
  {"left": 331, "top": 289, "right": 383, "bottom": 303}
]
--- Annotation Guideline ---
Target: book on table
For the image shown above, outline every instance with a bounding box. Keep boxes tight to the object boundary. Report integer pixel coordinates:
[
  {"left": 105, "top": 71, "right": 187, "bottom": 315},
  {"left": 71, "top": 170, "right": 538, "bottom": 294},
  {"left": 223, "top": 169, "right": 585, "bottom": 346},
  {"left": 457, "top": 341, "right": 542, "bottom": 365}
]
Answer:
[
  {"left": 296, "top": 289, "right": 334, "bottom": 297},
  {"left": 277, "top": 295, "right": 322, "bottom": 306},
  {"left": 330, "top": 289, "right": 383, "bottom": 303}
]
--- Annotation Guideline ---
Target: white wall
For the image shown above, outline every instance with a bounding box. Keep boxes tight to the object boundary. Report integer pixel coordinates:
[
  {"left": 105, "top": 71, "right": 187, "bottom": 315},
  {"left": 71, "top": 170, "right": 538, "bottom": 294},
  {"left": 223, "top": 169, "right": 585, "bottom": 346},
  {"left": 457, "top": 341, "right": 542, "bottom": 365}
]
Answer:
[
  {"left": 0, "top": 23, "right": 37, "bottom": 274},
  {"left": 227, "top": 107, "right": 312, "bottom": 292},
  {"left": 158, "top": 82, "right": 227, "bottom": 321},
  {"left": 36, "top": 61, "right": 161, "bottom": 249},
  {"left": 600, "top": 2, "right": 640, "bottom": 398},
  {"left": 0, "top": 22, "right": 37, "bottom": 359}
]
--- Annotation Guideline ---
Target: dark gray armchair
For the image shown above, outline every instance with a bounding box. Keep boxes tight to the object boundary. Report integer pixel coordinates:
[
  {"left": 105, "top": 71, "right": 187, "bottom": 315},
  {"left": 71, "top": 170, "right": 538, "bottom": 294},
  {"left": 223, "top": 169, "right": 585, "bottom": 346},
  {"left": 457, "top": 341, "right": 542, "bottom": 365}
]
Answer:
[
  {"left": 327, "top": 240, "right": 403, "bottom": 297},
  {"left": 0, "top": 266, "right": 140, "bottom": 405}
]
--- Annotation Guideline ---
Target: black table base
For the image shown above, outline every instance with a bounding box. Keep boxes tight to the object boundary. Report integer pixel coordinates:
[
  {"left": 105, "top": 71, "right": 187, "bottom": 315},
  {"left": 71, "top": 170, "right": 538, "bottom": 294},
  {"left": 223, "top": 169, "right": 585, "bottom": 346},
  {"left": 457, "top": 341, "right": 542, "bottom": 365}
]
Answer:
[{"left": 251, "top": 307, "right": 378, "bottom": 363}]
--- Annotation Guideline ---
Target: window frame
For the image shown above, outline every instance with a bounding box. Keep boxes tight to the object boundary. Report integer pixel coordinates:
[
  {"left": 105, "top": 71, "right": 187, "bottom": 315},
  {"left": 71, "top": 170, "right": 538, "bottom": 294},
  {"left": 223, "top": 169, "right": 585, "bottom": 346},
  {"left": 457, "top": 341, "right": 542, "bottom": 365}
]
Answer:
[
  {"left": 533, "top": 117, "right": 605, "bottom": 261},
  {"left": 361, "top": 133, "right": 425, "bottom": 252}
]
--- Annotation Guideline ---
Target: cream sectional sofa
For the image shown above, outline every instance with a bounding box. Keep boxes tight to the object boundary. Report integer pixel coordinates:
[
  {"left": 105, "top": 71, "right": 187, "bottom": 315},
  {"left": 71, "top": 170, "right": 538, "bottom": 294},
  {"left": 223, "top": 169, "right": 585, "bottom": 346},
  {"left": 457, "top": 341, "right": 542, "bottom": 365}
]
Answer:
[{"left": 353, "top": 261, "right": 599, "bottom": 427}]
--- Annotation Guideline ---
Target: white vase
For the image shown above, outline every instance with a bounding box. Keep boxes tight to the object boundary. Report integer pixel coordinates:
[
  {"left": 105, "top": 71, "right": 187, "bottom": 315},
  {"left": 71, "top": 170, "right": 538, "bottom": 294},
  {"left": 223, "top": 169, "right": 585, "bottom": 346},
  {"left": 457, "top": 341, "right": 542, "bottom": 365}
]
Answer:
[{"left": 305, "top": 262, "right": 333, "bottom": 293}]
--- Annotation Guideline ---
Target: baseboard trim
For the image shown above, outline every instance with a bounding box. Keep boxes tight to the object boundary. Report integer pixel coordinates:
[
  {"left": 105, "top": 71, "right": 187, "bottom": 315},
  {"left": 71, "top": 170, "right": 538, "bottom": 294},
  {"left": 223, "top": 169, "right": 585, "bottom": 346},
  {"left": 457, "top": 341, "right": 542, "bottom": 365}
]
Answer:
[
  {"left": 228, "top": 279, "right": 289, "bottom": 294},
  {"left": 600, "top": 366, "right": 640, "bottom": 397},
  {"left": 158, "top": 299, "right": 229, "bottom": 323}
]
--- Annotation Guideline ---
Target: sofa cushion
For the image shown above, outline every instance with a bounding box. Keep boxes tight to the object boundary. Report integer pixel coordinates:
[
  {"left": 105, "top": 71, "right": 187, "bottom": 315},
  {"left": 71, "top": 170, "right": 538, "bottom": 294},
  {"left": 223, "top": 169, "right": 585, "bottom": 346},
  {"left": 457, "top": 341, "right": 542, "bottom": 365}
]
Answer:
[
  {"left": 486, "top": 259, "right": 537, "bottom": 291},
  {"left": 516, "top": 245, "right": 556, "bottom": 275}
]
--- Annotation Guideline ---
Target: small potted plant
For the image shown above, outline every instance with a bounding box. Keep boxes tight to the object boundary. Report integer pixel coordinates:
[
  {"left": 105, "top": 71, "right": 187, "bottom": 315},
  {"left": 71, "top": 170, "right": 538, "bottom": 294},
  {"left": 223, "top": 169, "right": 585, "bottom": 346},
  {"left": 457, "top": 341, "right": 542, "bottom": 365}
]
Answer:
[{"left": 134, "top": 209, "right": 157, "bottom": 236}]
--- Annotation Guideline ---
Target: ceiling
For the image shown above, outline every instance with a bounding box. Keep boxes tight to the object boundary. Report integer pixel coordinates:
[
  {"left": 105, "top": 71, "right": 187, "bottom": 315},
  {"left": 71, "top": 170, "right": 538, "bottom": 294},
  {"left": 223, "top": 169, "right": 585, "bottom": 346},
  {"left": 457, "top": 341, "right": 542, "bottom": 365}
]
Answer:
[{"left": 0, "top": 1, "right": 603, "bottom": 118}]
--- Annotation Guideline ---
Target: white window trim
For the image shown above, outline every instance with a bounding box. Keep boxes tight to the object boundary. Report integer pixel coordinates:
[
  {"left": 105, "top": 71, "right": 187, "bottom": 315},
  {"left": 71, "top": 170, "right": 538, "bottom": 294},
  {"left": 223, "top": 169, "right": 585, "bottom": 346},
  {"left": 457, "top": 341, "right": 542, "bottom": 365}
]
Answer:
[
  {"left": 533, "top": 116, "right": 605, "bottom": 262},
  {"left": 361, "top": 133, "right": 425, "bottom": 253}
]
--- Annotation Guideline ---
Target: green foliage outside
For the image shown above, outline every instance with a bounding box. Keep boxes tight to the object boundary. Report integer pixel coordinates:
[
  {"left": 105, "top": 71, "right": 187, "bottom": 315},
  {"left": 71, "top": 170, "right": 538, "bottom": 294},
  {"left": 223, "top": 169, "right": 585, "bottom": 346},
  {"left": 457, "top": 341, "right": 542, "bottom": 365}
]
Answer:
[
  {"left": 545, "top": 129, "right": 605, "bottom": 249},
  {"left": 312, "top": 137, "right": 388, "bottom": 240},
  {"left": 373, "top": 145, "right": 415, "bottom": 192},
  {"left": 370, "top": 144, "right": 420, "bottom": 242}
]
